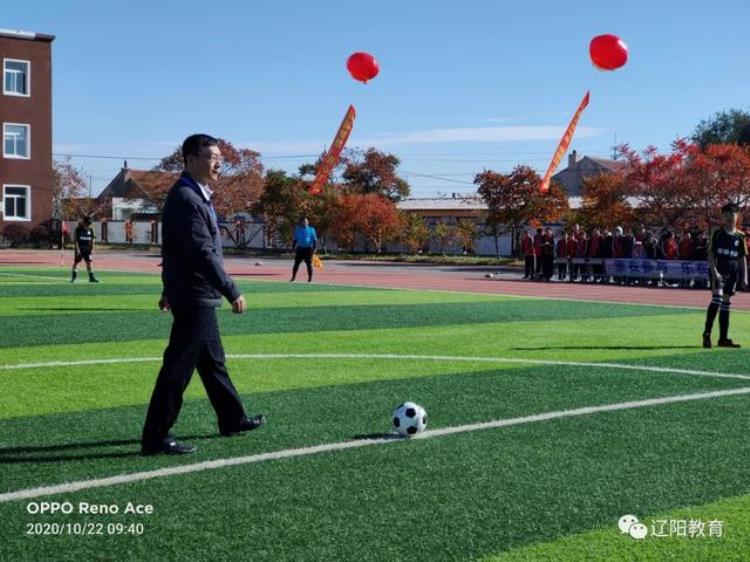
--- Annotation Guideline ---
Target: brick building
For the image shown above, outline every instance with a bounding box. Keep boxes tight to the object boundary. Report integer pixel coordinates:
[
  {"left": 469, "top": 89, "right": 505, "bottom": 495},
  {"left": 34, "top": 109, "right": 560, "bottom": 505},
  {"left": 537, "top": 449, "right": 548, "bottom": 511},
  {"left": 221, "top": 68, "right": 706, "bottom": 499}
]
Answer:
[{"left": 0, "top": 28, "right": 54, "bottom": 229}]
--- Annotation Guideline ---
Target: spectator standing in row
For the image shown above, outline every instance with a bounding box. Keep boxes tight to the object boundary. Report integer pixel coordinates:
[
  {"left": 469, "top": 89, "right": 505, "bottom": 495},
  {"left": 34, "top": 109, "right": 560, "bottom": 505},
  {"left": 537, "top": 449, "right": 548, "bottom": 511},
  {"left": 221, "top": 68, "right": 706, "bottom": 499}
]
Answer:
[
  {"left": 540, "top": 227, "right": 555, "bottom": 280},
  {"left": 589, "top": 228, "right": 603, "bottom": 281},
  {"left": 521, "top": 229, "right": 535, "bottom": 280},
  {"left": 566, "top": 230, "right": 579, "bottom": 281},
  {"left": 533, "top": 227, "right": 543, "bottom": 278},
  {"left": 576, "top": 230, "right": 589, "bottom": 281},
  {"left": 556, "top": 231, "right": 568, "bottom": 280},
  {"left": 679, "top": 231, "right": 694, "bottom": 260}
]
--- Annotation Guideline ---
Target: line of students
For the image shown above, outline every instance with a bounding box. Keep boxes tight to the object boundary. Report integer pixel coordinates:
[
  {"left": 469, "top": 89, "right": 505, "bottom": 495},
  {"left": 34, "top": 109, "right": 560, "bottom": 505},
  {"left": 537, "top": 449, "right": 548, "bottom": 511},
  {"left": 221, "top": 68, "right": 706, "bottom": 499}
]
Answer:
[{"left": 521, "top": 224, "right": 720, "bottom": 283}]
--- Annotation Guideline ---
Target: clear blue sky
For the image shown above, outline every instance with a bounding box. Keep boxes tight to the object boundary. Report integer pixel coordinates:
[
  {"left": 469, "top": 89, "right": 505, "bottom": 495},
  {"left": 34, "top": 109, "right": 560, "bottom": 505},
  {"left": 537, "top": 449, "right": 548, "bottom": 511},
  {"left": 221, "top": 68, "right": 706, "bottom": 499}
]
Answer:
[{"left": 4, "top": 0, "right": 748, "bottom": 196}]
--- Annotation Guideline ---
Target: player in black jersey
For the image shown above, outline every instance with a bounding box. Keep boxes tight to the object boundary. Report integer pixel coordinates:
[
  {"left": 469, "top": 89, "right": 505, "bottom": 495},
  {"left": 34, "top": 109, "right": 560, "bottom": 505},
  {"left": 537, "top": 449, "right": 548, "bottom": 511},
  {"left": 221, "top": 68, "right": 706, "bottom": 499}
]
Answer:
[
  {"left": 71, "top": 217, "right": 100, "bottom": 283},
  {"left": 703, "top": 202, "right": 747, "bottom": 348}
]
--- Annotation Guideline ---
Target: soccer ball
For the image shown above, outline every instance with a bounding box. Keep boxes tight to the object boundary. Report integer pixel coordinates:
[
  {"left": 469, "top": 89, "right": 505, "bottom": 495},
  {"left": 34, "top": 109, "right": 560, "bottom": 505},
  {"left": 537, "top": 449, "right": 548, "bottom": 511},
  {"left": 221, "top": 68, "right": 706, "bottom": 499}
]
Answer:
[{"left": 392, "top": 402, "right": 427, "bottom": 437}]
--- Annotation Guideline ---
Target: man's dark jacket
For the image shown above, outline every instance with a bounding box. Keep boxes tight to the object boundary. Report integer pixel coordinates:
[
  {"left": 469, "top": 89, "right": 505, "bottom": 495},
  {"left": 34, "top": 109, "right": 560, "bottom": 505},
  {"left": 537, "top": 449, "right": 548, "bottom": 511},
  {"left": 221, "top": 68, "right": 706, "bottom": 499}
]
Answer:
[{"left": 161, "top": 172, "right": 241, "bottom": 308}]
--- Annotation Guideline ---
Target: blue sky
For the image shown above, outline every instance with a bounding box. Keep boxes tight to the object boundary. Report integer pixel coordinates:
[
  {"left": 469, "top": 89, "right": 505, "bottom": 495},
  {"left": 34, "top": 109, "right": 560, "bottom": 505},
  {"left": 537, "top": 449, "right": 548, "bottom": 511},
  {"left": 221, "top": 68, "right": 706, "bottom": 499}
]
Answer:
[{"left": 3, "top": 0, "right": 748, "bottom": 196}]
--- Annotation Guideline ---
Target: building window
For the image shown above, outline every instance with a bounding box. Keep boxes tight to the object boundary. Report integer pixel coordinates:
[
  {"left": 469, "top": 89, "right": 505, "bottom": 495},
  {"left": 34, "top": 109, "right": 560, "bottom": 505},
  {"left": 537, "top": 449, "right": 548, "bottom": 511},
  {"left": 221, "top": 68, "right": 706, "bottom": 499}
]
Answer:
[
  {"left": 3, "top": 123, "right": 30, "bottom": 159},
  {"left": 3, "top": 185, "right": 31, "bottom": 221},
  {"left": 3, "top": 59, "right": 30, "bottom": 96}
]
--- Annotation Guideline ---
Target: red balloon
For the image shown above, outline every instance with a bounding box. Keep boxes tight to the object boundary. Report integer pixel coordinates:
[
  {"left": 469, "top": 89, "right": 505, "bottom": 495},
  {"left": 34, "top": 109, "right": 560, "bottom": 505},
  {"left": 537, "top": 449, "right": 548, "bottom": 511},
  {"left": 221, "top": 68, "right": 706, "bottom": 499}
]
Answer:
[
  {"left": 346, "top": 52, "right": 379, "bottom": 83},
  {"left": 589, "top": 34, "right": 628, "bottom": 71}
]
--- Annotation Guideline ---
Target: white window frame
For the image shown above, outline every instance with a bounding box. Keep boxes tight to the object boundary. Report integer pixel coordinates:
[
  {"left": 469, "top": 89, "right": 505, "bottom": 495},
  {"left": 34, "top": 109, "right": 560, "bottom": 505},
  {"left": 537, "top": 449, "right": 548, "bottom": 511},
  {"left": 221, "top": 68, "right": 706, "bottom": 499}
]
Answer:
[
  {"left": 3, "top": 58, "right": 31, "bottom": 97},
  {"left": 2, "top": 184, "right": 31, "bottom": 222},
  {"left": 3, "top": 122, "right": 31, "bottom": 159}
]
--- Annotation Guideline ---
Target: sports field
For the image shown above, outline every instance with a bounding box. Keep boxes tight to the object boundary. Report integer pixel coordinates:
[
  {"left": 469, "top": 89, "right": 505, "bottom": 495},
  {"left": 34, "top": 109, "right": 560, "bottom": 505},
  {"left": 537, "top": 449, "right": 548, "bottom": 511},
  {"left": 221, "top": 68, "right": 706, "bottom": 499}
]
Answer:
[{"left": 0, "top": 266, "right": 749, "bottom": 561}]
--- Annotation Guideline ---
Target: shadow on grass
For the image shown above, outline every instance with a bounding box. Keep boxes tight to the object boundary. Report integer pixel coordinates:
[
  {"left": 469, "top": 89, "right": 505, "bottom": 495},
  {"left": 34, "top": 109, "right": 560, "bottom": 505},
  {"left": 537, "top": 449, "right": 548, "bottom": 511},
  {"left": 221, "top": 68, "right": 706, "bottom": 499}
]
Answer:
[
  {"left": 23, "top": 307, "right": 152, "bottom": 312},
  {"left": 0, "top": 433, "right": 215, "bottom": 464}
]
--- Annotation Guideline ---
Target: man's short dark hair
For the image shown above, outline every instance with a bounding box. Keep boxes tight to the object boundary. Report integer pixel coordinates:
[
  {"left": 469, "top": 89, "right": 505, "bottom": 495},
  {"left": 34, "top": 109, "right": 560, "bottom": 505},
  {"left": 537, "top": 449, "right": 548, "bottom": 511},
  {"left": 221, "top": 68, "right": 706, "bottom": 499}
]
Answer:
[
  {"left": 182, "top": 134, "right": 219, "bottom": 166},
  {"left": 722, "top": 202, "right": 740, "bottom": 214}
]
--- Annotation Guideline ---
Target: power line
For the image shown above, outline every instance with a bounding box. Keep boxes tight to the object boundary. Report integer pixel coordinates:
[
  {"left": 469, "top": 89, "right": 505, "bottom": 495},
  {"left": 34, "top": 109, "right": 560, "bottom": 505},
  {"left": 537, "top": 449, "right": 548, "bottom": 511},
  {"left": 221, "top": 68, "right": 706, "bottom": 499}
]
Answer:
[{"left": 53, "top": 152, "right": 322, "bottom": 161}]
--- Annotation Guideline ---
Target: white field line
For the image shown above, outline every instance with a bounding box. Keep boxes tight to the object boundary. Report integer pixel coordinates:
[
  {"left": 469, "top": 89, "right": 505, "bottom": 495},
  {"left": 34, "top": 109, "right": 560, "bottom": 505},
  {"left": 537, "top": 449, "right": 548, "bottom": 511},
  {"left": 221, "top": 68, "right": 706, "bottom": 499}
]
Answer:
[
  {"left": 2, "top": 385, "right": 749, "bottom": 503},
  {"left": 0, "top": 272, "right": 68, "bottom": 282},
  {"left": 0, "top": 353, "right": 749, "bottom": 383}
]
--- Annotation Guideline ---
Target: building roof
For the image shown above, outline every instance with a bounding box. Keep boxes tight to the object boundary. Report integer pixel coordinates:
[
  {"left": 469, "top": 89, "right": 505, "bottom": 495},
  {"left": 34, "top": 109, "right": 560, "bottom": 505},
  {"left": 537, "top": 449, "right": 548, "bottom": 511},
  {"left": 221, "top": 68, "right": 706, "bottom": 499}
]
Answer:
[
  {"left": 397, "top": 197, "right": 487, "bottom": 211},
  {"left": 587, "top": 157, "right": 629, "bottom": 173},
  {"left": 98, "top": 167, "right": 177, "bottom": 201},
  {"left": 0, "top": 28, "right": 55, "bottom": 42}
]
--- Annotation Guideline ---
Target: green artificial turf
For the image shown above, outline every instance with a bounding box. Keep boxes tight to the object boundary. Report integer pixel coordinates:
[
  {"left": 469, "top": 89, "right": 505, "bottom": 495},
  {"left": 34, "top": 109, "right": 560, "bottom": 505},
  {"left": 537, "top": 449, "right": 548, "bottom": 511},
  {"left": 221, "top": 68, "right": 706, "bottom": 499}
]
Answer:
[{"left": 0, "top": 265, "right": 748, "bottom": 561}]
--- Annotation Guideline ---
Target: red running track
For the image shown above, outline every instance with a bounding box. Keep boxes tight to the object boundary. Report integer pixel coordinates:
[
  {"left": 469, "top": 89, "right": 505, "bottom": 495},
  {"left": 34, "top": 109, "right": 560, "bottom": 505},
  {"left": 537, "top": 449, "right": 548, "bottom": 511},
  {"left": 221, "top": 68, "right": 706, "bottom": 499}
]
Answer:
[{"left": 2, "top": 249, "right": 747, "bottom": 311}]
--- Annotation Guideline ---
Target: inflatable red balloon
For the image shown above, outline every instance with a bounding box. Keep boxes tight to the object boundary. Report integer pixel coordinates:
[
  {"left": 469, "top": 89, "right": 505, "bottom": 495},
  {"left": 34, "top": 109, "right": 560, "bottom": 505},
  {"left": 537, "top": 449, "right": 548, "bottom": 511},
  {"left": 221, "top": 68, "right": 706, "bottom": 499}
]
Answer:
[
  {"left": 346, "top": 52, "right": 379, "bottom": 83},
  {"left": 589, "top": 34, "right": 628, "bottom": 71}
]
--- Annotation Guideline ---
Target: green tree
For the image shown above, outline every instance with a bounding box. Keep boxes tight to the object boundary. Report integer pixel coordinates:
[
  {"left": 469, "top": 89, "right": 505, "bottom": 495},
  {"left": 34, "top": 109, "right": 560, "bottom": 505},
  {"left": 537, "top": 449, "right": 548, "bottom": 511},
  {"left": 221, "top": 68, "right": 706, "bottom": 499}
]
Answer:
[
  {"left": 306, "top": 185, "right": 342, "bottom": 254},
  {"left": 455, "top": 220, "right": 479, "bottom": 254},
  {"left": 432, "top": 222, "right": 459, "bottom": 255},
  {"left": 692, "top": 109, "right": 750, "bottom": 148},
  {"left": 399, "top": 213, "right": 430, "bottom": 253},
  {"left": 251, "top": 170, "right": 308, "bottom": 247}
]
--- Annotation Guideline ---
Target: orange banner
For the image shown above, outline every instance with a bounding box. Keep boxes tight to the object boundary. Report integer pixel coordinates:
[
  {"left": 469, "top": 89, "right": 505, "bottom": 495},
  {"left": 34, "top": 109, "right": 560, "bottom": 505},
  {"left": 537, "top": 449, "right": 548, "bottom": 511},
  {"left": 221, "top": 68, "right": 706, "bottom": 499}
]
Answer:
[
  {"left": 308, "top": 104, "right": 356, "bottom": 195},
  {"left": 540, "top": 90, "right": 590, "bottom": 193}
]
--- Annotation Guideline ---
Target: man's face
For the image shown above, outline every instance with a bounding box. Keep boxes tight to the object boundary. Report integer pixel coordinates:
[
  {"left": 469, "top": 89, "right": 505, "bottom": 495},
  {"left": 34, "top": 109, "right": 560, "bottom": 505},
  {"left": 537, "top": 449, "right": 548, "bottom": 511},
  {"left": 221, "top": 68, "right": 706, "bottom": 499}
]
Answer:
[
  {"left": 723, "top": 211, "right": 738, "bottom": 229},
  {"left": 188, "top": 145, "right": 222, "bottom": 183}
]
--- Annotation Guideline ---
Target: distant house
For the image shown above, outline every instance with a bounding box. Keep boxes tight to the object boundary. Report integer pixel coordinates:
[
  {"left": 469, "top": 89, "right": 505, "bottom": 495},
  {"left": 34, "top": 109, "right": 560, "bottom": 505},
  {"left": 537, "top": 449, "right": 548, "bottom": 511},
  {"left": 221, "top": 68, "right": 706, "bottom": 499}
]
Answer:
[
  {"left": 98, "top": 163, "right": 177, "bottom": 219},
  {"left": 397, "top": 194, "right": 486, "bottom": 225},
  {"left": 552, "top": 150, "right": 628, "bottom": 197}
]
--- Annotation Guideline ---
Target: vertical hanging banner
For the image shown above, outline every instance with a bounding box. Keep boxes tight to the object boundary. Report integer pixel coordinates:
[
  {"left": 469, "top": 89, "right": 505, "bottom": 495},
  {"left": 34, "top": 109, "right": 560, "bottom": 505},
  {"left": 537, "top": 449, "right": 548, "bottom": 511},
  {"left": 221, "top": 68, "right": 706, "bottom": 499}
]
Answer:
[
  {"left": 540, "top": 90, "right": 590, "bottom": 193},
  {"left": 308, "top": 104, "right": 356, "bottom": 195}
]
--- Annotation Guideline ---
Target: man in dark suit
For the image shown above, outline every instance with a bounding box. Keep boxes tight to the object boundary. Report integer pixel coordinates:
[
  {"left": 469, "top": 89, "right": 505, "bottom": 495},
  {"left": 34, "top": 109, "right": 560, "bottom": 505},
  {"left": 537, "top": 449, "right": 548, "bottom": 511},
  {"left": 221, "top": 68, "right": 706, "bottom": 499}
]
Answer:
[{"left": 141, "top": 134, "right": 265, "bottom": 455}]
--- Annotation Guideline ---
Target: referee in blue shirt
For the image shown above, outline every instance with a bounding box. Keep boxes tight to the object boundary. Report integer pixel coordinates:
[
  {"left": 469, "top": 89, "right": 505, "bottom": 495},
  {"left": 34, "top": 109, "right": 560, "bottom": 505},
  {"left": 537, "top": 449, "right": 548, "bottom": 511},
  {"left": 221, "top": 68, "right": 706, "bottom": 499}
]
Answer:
[{"left": 291, "top": 217, "right": 317, "bottom": 283}]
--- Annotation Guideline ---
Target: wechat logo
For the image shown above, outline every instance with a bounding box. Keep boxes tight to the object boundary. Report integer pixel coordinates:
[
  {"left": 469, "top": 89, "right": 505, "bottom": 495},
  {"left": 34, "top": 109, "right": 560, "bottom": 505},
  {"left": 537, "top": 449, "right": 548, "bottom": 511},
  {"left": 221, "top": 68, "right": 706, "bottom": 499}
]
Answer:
[{"left": 619, "top": 514, "right": 648, "bottom": 540}]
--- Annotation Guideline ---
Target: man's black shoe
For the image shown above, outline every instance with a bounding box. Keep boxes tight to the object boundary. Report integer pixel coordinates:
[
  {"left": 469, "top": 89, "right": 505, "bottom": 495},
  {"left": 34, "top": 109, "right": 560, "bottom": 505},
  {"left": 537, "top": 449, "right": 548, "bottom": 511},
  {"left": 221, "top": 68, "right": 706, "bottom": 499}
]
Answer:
[
  {"left": 220, "top": 414, "right": 266, "bottom": 437},
  {"left": 702, "top": 333, "right": 712, "bottom": 349},
  {"left": 717, "top": 339, "right": 741, "bottom": 348},
  {"left": 141, "top": 440, "right": 197, "bottom": 456}
]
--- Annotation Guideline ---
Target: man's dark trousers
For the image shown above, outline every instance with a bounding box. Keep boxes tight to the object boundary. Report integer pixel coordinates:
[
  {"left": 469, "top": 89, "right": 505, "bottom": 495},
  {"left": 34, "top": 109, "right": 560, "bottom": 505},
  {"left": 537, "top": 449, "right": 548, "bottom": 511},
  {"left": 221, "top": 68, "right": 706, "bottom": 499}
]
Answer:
[{"left": 142, "top": 306, "right": 245, "bottom": 448}]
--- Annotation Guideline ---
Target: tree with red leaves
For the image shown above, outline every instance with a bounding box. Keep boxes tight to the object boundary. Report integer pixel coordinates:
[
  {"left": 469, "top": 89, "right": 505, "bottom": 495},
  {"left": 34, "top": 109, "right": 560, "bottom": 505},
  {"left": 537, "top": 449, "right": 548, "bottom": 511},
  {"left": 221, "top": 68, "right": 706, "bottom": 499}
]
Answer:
[
  {"left": 151, "top": 139, "right": 264, "bottom": 216},
  {"left": 341, "top": 148, "right": 410, "bottom": 201},
  {"left": 475, "top": 165, "right": 568, "bottom": 257},
  {"left": 620, "top": 140, "right": 750, "bottom": 228},
  {"left": 331, "top": 193, "right": 403, "bottom": 253},
  {"left": 579, "top": 172, "right": 634, "bottom": 229}
]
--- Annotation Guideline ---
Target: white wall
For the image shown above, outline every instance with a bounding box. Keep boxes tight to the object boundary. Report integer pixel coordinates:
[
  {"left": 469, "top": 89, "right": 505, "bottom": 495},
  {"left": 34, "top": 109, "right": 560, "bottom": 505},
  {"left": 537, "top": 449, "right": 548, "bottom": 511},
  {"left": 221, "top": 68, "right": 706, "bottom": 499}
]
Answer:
[{"left": 68, "top": 220, "right": 517, "bottom": 256}]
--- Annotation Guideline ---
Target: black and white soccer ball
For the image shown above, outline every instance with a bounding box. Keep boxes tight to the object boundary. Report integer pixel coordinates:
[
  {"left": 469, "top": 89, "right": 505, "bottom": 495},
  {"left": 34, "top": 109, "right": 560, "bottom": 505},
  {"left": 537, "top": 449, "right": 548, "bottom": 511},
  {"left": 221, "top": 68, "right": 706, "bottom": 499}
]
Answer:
[{"left": 392, "top": 402, "right": 427, "bottom": 437}]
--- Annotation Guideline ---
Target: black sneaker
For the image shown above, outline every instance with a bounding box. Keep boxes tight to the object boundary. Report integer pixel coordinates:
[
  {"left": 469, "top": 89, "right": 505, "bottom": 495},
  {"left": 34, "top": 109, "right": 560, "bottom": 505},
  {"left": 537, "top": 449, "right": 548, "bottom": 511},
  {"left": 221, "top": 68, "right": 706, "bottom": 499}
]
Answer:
[
  {"left": 220, "top": 414, "right": 266, "bottom": 437},
  {"left": 89, "top": 274, "right": 100, "bottom": 283},
  {"left": 141, "top": 440, "right": 197, "bottom": 456},
  {"left": 70, "top": 271, "right": 77, "bottom": 283},
  {"left": 702, "top": 334, "right": 712, "bottom": 349},
  {"left": 717, "top": 339, "right": 741, "bottom": 348}
]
